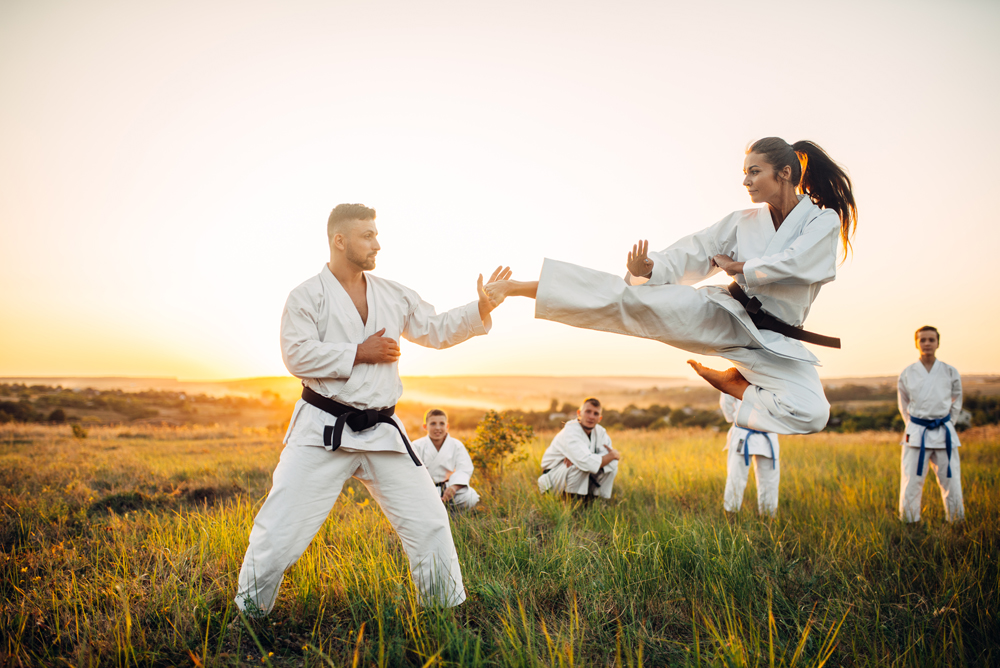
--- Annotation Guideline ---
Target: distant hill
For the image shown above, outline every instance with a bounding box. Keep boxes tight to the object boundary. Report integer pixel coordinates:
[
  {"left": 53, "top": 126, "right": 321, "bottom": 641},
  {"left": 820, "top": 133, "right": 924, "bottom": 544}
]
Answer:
[{"left": 5, "top": 374, "right": 999, "bottom": 412}]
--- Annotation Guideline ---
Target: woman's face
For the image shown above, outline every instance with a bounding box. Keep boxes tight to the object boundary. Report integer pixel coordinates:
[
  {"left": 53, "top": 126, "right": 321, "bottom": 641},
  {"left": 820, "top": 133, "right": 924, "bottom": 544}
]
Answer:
[{"left": 743, "top": 152, "right": 789, "bottom": 205}]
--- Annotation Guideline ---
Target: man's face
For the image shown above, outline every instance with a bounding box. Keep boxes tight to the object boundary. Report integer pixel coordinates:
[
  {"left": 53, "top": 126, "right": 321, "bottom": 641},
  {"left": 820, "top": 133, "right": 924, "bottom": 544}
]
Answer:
[
  {"left": 577, "top": 402, "right": 602, "bottom": 429},
  {"left": 425, "top": 415, "right": 448, "bottom": 441},
  {"left": 338, "top": 219, "right": 380, "bottom": 271},
  {"left": 916, "top": 329, "right": 940, "bottom": 357}
]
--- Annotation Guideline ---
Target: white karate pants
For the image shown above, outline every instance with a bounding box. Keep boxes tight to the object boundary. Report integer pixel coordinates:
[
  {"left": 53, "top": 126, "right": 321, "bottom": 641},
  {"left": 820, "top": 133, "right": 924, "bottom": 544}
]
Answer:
[
  {"left": 538, "top": 460, "right": 619, "bottom": 499},
  {"left": 235, "top": 445, "right": 465, "bottom": 614},
  {"left": 899, "top": 446, "right": 964, "bottom": 523},
  {"left": 724, "top": 448, "right": 780, "bottom": 516},
  {"left": 535, "top": 260, "right": 829, "bottom": 435}
]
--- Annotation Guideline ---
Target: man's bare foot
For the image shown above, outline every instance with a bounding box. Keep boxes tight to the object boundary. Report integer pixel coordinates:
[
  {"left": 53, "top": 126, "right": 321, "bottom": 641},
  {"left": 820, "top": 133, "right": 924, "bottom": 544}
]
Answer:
[{"left": 687, "top": 360, "right": 750, "bottom": 399}]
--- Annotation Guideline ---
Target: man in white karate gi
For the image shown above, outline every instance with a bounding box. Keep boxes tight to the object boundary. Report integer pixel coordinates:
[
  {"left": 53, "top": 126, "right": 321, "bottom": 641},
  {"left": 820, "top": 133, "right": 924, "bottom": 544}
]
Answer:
[
  {"left": 538, "top": 397, "right": 621, "bottom": 500},
  {"left": 898, "top": 326, "right": 965, "bottom": 523},
  {"left": 411, "top": 409, "right": 480, "bottom": 510},
  {"left": 720, "top": 394, "right": 780, "bottom": 517},
  {"left": 235, "top": 203, "right": 509, "bottom": 615}
]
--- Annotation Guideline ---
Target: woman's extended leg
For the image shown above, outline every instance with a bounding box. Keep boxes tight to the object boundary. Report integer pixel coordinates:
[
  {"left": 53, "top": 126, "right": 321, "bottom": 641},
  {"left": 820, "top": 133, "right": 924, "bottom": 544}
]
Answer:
[{"left": 487, "top": 259, "right": 829, "bottom": 434}]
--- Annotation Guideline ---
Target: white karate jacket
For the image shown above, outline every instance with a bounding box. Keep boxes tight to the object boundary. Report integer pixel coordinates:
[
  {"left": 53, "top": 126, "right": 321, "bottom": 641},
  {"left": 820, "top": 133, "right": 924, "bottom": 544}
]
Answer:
[
  {"left": 281, "top": 265, "right": 489, "bottom": 452},
  {"left": 411, "top": 435, "right": 476, "bottom": 487},
  {"left": 720, "top": 394, "right": 779, "bottom": 458},
  {"left": 898, "top": 360, "right": 962, "bottom": 450},
  {"left": 540, "top": 421, "right": 613, "bottom": 474},
  {"left": 628, "top": 195, "right": 840, "bottom": 364}
]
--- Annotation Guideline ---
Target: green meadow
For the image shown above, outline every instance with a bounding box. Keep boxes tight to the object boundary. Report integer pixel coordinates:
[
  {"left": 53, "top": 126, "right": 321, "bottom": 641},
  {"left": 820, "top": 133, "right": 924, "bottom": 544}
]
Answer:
[{"left": 1, "top": 423, "right": 997, "bottom": 666}]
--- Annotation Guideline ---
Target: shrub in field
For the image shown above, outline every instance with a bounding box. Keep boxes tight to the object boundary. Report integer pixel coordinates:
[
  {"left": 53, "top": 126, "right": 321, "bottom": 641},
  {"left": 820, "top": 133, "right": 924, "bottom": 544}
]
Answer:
[
  {"left": 71, "top": 423, "right": 88, "bottom": 439},
  {"left": 466, "top": 409, "right": 533, "bottom": 480}
]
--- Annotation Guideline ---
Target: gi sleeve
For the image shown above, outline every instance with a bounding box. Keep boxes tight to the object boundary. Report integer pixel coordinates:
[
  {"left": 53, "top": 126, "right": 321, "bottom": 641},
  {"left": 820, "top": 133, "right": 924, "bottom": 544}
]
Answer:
[
  {"left": 897, "top": 371, "right": 910, "bottom": 425},
  {"left": 950, "top": 368, "right": 963, "bottom": 423},
  {"left": 281, "top": 288, "right": 357, "bottom": 379},
  {"left": 742, "top": 210, "right": 839, "bottom": 289},
  {"left": 632, "top": 215, "right": 737, "bottom": 287},
  {"left": 561, "top": 430, "right": 603, "bottom": 474},
  {"left": 402, "top": 297, "right": 489, "bottom": 349},
  {"left": 447, "top": 441, "right": 476, "bottom": 488}
]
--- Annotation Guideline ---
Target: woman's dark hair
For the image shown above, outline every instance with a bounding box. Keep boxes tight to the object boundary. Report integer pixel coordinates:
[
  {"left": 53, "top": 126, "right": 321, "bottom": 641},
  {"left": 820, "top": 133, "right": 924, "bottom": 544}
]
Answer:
[{"left": 748, "top": 137, "right": 858, "bottom": 259}]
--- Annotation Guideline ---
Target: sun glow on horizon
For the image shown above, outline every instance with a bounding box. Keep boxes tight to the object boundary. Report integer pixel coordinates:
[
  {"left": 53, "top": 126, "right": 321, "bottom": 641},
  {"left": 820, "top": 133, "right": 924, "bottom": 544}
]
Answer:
[{"left": 2, "top": 0, "right": 999, "bottom": 380}]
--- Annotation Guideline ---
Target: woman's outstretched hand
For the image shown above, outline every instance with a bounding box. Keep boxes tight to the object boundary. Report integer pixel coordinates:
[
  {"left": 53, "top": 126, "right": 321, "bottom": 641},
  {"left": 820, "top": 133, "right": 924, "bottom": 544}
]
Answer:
[{"left": 627, "top": 240, "right": 653, "bottom": 278}]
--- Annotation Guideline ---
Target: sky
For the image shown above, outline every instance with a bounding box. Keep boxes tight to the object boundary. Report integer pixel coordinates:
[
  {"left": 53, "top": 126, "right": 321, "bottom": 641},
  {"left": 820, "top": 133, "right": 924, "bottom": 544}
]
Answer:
[{"left": 1, "top": 0, "right": 999, "bottom": 381}]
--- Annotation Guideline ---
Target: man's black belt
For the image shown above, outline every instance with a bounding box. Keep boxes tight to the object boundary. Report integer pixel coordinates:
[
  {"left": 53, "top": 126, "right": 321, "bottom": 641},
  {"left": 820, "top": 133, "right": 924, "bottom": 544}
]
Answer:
[
  {"left": 301, "top": 386, "right": 422, "bottom": 466},
  {"left": 727, "top": 283, "right": 841, "bottom": 349}
]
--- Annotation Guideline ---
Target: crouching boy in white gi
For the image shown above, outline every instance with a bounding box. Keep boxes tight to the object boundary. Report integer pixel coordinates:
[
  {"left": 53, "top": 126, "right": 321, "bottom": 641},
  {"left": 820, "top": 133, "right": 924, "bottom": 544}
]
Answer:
[
  {"left": 898, "top": 325, "right": 965, "bottom": 523},
  {"left": 720, "top": 394, "right": 780, "bottom": 516},
  {"left": 412, "top": 409, "right": 480, "bottom": 510},
  {"left": 234, "top": 203, "right": 510, "bottom": 615},
  {"left": 538, "top": 397, "right": 621, "bottom": 500}
]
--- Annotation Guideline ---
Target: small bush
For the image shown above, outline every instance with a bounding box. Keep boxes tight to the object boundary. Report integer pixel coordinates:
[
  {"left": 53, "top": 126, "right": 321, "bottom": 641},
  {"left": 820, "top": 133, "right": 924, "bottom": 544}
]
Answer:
[
  {"left": 71, "top": 424, "right": 88, "bottom": 439},
  {"left": 466, "top": 410, "right": 533, "bottom": 481}
]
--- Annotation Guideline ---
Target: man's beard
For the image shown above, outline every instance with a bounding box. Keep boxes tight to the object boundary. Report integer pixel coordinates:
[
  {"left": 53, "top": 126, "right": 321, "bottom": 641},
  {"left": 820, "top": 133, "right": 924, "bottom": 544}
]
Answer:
[{"left": 346, "top": 244, "right": 376, "bottom": 271}]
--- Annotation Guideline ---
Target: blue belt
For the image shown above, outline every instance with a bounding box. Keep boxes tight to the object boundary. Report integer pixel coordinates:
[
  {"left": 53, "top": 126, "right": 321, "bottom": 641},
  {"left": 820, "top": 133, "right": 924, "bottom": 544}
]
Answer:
[
  {"left": 739, "top": 429, "right": 776, "bottom": 469},
  {"left": 909, "top": 414, "right": 952, "bottom": 478}
]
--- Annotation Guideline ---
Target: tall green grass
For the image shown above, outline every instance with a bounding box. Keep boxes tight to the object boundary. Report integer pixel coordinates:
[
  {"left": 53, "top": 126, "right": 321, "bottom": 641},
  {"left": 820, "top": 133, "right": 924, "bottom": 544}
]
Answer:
[{"left": 1, "top": 423, "right": 997, "bottom": 666}]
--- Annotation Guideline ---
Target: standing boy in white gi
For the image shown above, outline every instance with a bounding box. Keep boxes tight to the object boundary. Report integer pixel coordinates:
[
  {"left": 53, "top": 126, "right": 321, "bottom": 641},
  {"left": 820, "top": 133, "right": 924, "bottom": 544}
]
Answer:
[
  {"left": 538, "top": 397, "right": 622, "bottom": 500},
  {"left": 898, "top": 326, "right": 965, "bottom": 523},
  {"left": 235, "top": 203, "right": 509, "bottom": 614},
  {"left": 720, "top": 394, "right": 780, "bottom": 517},
  {"left": 412, "top": 409, "right": 480, "bottom": 510}
]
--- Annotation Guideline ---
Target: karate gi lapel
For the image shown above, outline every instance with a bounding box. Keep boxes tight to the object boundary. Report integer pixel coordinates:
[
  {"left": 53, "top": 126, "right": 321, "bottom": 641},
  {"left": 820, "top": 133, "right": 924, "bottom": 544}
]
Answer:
[
  {"left": 320, "top": 267, "right": 367, "bottom": 341},
  {"left": 763, "top": 195, "right": 811, "bottom": 257},
  {"left": 736, "top": 206, "right": 774, "bottom": 265},
  {"left": 324, "top": 270, "right": 376, "bottom": 398},
  {"left": 911, "top": 361, "right": 938, "bottom": 416},
  {"left": 422, "top": 441, "right": 442, "bottom": 468}
]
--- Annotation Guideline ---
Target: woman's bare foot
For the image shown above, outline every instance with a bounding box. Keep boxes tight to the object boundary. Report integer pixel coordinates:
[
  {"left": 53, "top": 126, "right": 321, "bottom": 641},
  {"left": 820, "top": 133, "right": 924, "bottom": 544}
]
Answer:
[{"left": 687, "top": 360, "right": 750, "bottom": 399}]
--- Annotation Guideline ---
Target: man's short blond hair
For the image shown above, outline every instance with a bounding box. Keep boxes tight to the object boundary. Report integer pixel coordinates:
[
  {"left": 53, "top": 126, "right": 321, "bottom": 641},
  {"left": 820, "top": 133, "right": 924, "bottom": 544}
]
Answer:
[{"left": 327, "top": 203, "right": 376, "bottom": 242}]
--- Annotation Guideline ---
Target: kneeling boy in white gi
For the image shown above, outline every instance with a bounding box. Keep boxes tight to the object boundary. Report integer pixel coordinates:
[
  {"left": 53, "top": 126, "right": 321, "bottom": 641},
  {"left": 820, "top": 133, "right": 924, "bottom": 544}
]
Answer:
[
  {"left": 720, "top": 394, "right": 780, "bottom": 516},
  {"left": 898, "top": 325, "right": 964, "bottom": 523},
  {"left": 538, "top": 397, "right": 621, "bottom": 500},
  {"left": 412, "top": 409, "right": 480, "bottom": 510},
  {"left": 234, "top": 203, "right": 510, "bottom": 615}
]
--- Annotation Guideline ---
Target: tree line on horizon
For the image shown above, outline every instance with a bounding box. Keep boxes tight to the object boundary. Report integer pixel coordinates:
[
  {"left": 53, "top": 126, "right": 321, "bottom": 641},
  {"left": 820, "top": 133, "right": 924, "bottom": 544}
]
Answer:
[{"left": 3, "top": 382, "right": 1000, "bottom": 433}]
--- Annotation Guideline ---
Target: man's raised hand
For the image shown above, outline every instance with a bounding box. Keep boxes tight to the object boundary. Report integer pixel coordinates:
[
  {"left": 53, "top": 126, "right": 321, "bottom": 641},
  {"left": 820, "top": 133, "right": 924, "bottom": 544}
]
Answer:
[
  {"left": 355, "top": 328, "right": 401, "bottom": 365},
  {"left": 627, "top": 240, "right": 653, "bottom": 278}
]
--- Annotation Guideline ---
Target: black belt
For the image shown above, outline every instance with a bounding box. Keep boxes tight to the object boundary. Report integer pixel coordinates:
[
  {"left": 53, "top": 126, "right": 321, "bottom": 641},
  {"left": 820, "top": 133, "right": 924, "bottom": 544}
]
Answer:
[
  {"left": 727, "top": 283, "right": 841, "bottom": 349},
  {"left": 300, "top": 386, "right": 422, "bottom": 466}
]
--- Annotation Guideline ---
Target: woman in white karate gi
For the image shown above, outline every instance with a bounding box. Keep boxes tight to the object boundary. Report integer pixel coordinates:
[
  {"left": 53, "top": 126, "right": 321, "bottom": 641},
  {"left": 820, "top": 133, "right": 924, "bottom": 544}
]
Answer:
[
  {"left": 720, "top": 394, "right": 780, "bottom": 516},
  {"left": 486, "top": 138, "right": 857, "bottom": 435},
  {"left": 898, "top": 326, "right": 964, "bottom": 523}
]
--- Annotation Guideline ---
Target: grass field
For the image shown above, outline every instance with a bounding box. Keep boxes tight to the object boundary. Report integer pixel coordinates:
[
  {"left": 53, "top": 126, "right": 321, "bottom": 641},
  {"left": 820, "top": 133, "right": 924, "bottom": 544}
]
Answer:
[{"left": 1, "top": 423, "right": 997, "bottom": 666}]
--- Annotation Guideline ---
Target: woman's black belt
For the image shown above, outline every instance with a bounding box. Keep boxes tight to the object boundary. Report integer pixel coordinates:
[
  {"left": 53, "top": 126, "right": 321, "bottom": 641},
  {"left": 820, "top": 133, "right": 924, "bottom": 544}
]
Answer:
[
  {"left": 300, "top": 386, "right": 422, "bottom": 466},
  {"left": 727, "top": 283, "right": 841, "bottom": 349}
]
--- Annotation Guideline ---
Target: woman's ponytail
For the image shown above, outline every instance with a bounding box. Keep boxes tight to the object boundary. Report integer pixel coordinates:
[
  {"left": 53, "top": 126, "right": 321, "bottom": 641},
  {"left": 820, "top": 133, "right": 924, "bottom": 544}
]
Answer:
[
  {"left": 791, "top": 140, "right": 858, "bottom": 259},
  {"left": 748, "top": 137, "right": 858, "bottom": 260}
]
